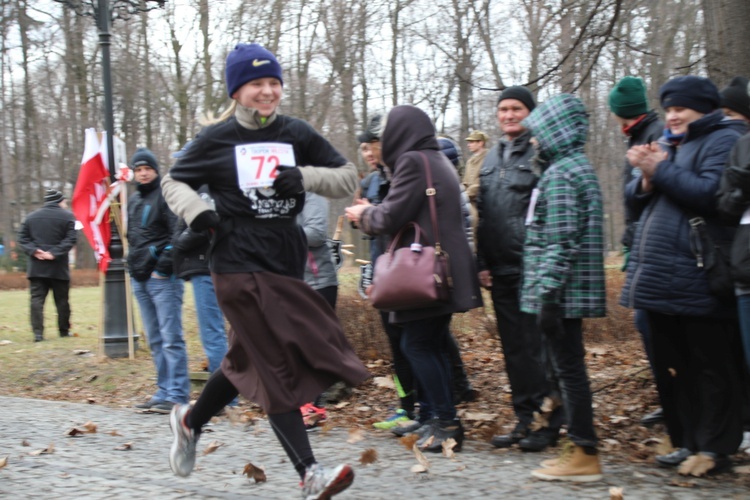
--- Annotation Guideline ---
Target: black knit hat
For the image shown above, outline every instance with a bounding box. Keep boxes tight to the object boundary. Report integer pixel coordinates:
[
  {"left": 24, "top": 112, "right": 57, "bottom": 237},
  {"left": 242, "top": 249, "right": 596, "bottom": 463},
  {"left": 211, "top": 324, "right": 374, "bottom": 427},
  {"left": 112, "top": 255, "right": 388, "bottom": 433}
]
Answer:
[
  {"left": 44, "top": 189, "right": 64, "bottom": 205},
  {"left": 129, "top": 147, "right": 159, "bottom": 171},
  {"left": 498, "top": 86, "right": 536, "bottom": 112},
  {"left": 357, "top": 114, "right": 382, "bottom": 143},
  {"left": 659, "top": 76, "right": 719, "bottom": 114},
  {"left": 720, "top": 76, "right": 750, "bottom": 120}
]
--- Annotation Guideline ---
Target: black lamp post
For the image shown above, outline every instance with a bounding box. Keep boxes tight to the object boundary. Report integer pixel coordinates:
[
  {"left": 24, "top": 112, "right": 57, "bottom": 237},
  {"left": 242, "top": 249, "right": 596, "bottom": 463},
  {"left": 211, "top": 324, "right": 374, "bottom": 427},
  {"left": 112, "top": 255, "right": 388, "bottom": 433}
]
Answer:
[{"left": 54, "top": 0, "right": 166, "bottom": 357}]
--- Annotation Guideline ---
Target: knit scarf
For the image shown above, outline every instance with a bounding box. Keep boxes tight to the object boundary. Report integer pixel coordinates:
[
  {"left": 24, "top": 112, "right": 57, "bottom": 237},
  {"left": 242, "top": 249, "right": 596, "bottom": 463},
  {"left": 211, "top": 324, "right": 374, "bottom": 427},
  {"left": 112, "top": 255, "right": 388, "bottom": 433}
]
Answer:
[{"left": 662, "top": 127, "right": 685, "bottom": 146}]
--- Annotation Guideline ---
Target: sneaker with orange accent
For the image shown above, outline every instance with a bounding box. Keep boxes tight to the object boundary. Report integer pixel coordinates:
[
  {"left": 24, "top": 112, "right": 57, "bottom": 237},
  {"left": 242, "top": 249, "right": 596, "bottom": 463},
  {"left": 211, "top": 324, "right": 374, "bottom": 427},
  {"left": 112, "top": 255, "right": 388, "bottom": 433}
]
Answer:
[{"left": 301, "top": 403, "right": 328, "bottom": 430}]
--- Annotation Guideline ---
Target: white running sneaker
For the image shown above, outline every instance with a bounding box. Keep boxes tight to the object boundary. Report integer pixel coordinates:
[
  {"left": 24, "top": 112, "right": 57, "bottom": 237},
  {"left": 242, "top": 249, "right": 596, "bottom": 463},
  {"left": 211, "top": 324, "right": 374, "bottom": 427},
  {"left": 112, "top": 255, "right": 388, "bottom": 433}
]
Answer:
[
  {"left": 301, "top": 463, "right": 354, "bottom": 499},
  {"left": 169, "top": 404, "right": 196, "bottom": 477}
]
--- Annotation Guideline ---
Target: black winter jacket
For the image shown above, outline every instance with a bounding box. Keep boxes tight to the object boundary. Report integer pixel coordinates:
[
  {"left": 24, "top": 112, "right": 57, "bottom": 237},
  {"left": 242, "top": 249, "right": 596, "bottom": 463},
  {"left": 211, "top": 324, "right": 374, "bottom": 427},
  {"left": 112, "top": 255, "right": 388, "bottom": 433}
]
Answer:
[
  {"left": 476, "top": 130, "right": 538, "bottom": 276},
  {"left": 717, "top": 132, "right": 750, "bottom": 290},
  {"left": 17, "top": 202, "right": 77, "bottom": 280},
  {"left": 127, "top": 178, "right": 179, "bottom": 281},
  {"left": 620, "top": 111, "right": 664, "bottom": 247}
]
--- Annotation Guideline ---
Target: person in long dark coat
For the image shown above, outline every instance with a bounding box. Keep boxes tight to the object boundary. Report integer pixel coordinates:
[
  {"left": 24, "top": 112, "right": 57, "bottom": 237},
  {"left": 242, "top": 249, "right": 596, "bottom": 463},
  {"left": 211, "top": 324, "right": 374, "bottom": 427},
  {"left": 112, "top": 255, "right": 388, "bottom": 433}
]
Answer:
[{"left": 346, "top": 105, "right": 482, "bottom": 452}]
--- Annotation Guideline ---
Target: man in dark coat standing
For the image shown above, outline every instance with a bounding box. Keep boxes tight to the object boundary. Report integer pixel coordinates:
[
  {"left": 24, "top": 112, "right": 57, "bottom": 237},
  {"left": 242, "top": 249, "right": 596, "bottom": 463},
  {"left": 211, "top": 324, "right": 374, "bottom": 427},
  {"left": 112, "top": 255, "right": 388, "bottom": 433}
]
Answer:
[
  {"left": 17, "top": 188, "right": 77, "bottom": 341},
  {"left": 477, "top": 86, "right": 562, "bottom": 452}
]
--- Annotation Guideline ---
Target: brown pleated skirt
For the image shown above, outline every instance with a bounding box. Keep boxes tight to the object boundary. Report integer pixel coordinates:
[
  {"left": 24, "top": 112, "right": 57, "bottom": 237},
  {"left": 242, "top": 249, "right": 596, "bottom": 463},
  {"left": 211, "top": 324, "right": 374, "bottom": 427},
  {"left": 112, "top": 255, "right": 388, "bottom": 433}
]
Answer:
[{"left": 213, "top": 271, "right": 370, "bottom": 414}]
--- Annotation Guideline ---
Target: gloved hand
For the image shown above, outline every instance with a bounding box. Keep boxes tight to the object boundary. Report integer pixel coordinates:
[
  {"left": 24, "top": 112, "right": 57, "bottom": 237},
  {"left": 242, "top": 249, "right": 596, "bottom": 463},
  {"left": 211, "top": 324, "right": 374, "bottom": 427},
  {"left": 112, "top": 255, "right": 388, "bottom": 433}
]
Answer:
[
  {"left": 273, "top": 165, "right": 304, "bottom": 197},
  {"left": 725, "top": 166, "right": 750, "bottom": 192},
  {"left": 537, "top": 302, "right": 564, "bottom": 339},
  {"left": 620, "top": 246, "right": 630, "bottom": 272},
  {"left": 190, "top": 210, "right": 220, "bottom": 232}
]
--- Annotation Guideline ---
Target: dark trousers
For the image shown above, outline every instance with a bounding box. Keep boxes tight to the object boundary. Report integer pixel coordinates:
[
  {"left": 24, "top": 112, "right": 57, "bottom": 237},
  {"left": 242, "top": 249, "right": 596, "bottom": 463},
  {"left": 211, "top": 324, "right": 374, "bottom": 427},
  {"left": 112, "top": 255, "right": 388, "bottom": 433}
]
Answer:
[
  {"left": 381, "top": 311, "right": 416, "bottom": 416},
  {"left": 648, "top": 311, "right": 743, "bottom": 455},
  {"left": 545, "top": 318, "right": 597, "bottom": 447},
  {"left": 30, "top": 278, "right": 70, "bottom": 339},
  {"left": 401, "top": 314, "right": 456, "bottom": 421},
  {"left": 491, "top": 274, "right": 548, "bottom": 428}
]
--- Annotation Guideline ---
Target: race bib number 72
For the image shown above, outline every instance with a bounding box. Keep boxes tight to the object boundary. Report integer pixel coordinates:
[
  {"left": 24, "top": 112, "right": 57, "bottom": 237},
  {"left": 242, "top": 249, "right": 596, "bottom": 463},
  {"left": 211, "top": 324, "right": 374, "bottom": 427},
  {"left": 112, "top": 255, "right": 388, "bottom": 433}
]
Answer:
[{"left": 235, "top": 142, "right": 296, "bottom": 189}]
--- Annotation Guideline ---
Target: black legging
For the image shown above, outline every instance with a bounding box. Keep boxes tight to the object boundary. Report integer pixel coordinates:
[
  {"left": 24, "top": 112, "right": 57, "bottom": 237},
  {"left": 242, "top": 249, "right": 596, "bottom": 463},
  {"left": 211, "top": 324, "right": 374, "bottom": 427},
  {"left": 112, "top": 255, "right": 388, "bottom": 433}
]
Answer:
[{"left": 186, "top": 368, "right": 316, "bottom": 478}]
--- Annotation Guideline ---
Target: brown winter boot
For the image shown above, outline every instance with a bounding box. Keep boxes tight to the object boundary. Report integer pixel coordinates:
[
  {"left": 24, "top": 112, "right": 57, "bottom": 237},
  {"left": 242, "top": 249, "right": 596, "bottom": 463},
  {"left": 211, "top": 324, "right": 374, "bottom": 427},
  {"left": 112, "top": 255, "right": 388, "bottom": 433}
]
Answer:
[{"left": 531, "top": 443, "right": 602, "bottom": 482}]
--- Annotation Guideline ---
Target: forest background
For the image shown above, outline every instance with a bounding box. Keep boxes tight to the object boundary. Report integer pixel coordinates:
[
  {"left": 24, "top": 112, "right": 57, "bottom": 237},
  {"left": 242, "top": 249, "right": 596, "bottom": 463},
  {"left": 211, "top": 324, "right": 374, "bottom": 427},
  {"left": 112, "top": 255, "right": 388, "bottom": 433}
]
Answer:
[{"left": 1, "top": 0, "right": 749, "bottom": 267}]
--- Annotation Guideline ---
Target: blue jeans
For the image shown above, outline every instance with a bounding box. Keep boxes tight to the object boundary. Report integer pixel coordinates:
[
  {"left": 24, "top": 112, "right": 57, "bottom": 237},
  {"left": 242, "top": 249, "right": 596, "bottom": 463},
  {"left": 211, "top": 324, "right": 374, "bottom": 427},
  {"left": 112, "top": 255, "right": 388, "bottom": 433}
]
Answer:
[
  {"left": 132, "top": 277, "right": 190, "bottom": 404},
  {"left": 400, "top": 314, "right": 456, "bottom": 421},
  {"left": 191, "top": 275, "right": 228, "bottom": 373}
]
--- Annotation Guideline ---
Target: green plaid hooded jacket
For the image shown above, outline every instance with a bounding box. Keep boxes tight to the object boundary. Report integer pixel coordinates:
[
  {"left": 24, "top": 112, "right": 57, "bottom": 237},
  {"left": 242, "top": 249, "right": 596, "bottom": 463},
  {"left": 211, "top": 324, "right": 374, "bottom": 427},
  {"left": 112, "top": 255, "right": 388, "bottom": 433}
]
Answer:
[{"left": 519, "top": 94, "right": 606, "bottom": 318}]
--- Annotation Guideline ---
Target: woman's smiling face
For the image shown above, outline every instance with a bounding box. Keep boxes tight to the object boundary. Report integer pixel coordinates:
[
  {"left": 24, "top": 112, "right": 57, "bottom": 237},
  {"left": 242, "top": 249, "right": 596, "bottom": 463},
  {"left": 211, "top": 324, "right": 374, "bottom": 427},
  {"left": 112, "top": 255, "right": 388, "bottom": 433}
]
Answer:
[{"left": 232, "top": 77, "right": 283, "bottom": 117}]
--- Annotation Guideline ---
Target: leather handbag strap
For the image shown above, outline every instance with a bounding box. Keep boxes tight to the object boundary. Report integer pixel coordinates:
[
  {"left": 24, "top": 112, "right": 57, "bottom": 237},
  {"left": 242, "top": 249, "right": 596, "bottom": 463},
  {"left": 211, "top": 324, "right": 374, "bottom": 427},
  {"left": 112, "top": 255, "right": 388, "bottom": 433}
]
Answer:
[{"left": 417, "top": 152, "right": 442, "bottom": 253}]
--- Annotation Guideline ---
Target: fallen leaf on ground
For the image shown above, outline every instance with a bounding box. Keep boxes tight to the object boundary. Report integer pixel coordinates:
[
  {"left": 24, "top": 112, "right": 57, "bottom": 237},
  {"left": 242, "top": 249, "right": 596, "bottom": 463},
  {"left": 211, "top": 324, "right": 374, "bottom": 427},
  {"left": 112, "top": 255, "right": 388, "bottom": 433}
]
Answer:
[
  {"left": 82, "top": 422, "right": 97, "bottom": 433},
  {"left": 400, "top": 434, "right": 419, "bottom": 450},
  {"left": 203, "top": 440, "right": 224, "bottom": 456},
  {"left": 419, "top": 435, "right": 435, "bottom": 449},
  {"left": 334, "top": 402, "right": 350, "bottom": 409},
  {"left": 0, "top": 340, "right": 12, "bottom": 346},
  {"left": 442, "top": 438, "right": 457, "bottom": 458},
  {"left": 109, "top": 430, "right": 122, "bottom": 437},
  {"left": 460, "top": 412, "right": 497, "bottom": 422},
  {"left": 410, "top": 464, "right": 428, "bottom": 473},
  {"left": 243, "top": 462, "right": 267, "bottom": 483},
  {"left": 86, "top": 398, "right": 96, "bottom": 404},
  {"left": 86, "top": 375, "right": 98, "bottom": 382},
  {"left": 21, "top": 440, "right": 30, "bottom": 446},
  {"left": 73, "top": 349, "right": 90, "bottom": 355},
  {"left": 609, "top": 486, "right": 624, "bottom": 499},
  {"left": 29, "top": 443, "right": 55, "bottom": 456},
  {"left": 668, "top": 478, "right": 696, "bottom": 488},
  {"left": 65, "top": 427, "right": 85, "bottom": 437},
  {"left": 413, "top": 444, "right": 430, "bottom": 471},
  {"left": 114, "top": 442, "right": 133, "bottom": 451},
  {"left": 359, "top": 448, "right": 378, "bottom": 465},
  {"left": 347, "top": 429, "right": 365, "bottom": 444},
  {"left": 0, "top": 456, "right": 7, "bottom": 468},
  {"left": 372, "top": 376, "right": 395, "bottom": 389},
  {"left": 678, "top": 454, "right": 713, "bottom": 477}
]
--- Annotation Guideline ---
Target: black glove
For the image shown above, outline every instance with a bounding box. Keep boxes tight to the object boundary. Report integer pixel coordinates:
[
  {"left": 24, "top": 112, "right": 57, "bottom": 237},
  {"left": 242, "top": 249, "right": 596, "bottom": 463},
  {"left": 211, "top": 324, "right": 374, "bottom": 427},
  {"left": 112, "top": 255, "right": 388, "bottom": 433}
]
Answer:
[
  {"left": 725, "top": 166, "right": 750, "bottom": 192},
  {"left": 537, "top": 302, "right": 564, "bottom": 339},
  {"left": 273, "top": 165, "right": 304, "bottom": 197},
  {"left": 189, "top": 210, "right": 220, "bottom": 232}
]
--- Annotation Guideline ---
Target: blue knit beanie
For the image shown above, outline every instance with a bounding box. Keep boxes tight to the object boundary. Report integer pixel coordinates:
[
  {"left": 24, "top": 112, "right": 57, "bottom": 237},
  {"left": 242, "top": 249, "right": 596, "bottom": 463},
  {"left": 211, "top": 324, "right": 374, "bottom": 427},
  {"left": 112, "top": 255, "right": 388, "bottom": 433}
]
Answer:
[
  {"left": 225, "top": 43, "right": 283, "bottom": 98},
  {"left": 659, "top": 76, "right": 719, "bottom": 114}
]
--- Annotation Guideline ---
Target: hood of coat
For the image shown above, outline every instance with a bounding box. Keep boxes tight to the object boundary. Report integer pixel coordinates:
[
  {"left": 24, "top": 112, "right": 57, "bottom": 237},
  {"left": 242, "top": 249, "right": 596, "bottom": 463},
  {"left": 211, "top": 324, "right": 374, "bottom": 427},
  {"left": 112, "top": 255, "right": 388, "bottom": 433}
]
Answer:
[
  {"left": 522, "top": 93, "right": 589, "bottom": 162},
  {"left": 381, "top": 105, "right": 439, "bottom": 172}
]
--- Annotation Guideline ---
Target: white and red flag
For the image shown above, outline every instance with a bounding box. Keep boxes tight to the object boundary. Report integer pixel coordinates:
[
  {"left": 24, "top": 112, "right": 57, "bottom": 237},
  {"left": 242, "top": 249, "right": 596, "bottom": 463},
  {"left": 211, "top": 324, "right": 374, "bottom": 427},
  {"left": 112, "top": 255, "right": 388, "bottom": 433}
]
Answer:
[{"left": 72, "top": 128, "right": 111, "bottom": 273}]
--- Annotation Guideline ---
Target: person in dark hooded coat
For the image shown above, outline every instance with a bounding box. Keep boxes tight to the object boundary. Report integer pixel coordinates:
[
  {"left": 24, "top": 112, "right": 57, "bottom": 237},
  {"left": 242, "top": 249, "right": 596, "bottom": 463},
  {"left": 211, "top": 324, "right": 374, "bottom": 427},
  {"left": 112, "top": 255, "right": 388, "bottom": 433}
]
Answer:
[{"left": 346, "top": 105, "right": 482, "bottom": 452}]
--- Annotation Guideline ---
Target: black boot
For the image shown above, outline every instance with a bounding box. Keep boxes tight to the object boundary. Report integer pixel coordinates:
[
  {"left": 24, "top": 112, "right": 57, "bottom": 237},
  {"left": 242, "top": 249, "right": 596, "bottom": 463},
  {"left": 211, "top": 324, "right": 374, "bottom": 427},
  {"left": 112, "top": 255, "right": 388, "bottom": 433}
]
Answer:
[
  {"left": 417, "top": 418, "right": 464, "bottom": 452},
  {"left": 490, "top": 422, "right": 528, "bottom": 448}
]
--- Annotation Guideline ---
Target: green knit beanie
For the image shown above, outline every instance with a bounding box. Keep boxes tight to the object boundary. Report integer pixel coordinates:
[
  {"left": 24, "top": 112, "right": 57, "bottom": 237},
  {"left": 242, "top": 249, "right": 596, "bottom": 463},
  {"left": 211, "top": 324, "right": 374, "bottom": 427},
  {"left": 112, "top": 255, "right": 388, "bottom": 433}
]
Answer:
[{"left": 609, "top": 76, "right": 649, "bottom": 118}]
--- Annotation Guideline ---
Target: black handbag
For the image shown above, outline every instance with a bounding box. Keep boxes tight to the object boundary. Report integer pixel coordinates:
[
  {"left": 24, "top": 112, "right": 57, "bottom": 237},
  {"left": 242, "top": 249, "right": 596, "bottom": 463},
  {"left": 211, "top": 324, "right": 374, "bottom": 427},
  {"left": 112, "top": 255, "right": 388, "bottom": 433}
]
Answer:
[{"left": 688, "top": 215, "right": 734, "bottom": 298}]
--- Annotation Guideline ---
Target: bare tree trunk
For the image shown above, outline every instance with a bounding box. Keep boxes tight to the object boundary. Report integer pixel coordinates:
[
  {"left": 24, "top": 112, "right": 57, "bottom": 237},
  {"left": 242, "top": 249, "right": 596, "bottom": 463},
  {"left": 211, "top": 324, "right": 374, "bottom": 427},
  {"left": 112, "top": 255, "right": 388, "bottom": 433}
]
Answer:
[{"left": 703, "top": 0, "right": 750, "bottom": 84}]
